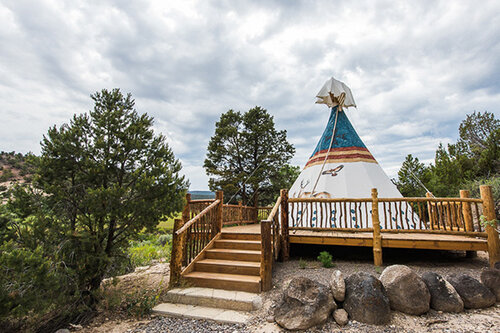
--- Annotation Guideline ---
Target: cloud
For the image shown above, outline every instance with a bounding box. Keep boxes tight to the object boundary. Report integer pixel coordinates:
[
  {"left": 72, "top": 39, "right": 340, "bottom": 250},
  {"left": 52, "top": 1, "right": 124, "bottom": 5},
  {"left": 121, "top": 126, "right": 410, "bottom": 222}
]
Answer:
[{"left": 1, "top": 0, "right": 499, "bottom": 189}]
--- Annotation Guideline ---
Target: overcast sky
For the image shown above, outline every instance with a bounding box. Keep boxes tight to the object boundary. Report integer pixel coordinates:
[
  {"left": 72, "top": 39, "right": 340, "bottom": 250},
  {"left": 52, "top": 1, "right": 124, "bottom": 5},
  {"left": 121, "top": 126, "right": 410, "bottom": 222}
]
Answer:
[{"left": 1, "top": 1, "right": 499, "bottom": 190}]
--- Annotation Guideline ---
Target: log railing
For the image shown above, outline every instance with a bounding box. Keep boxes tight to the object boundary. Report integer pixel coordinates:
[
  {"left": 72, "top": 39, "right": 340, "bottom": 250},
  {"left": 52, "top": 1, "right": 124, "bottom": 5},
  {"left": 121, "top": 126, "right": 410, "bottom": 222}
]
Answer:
[
  {"left": 170, "top": 191, "right": 223, "bottom": 287},
  {"left": 283, "top": 185, "right": 499, "bottom": 267},
  {"left": 261, "top": 195, "right": 282, "bottom": 291},
  {"left": 287, "top": 196, "right": 485, "bottom": 234}
]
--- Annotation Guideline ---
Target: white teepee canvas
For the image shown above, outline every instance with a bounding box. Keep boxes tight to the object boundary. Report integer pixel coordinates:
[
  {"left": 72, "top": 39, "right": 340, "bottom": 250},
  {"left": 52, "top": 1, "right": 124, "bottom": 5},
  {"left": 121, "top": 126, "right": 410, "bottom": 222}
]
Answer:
[{"left": 289, "top": 77, "right": 420, "bottom": 229}]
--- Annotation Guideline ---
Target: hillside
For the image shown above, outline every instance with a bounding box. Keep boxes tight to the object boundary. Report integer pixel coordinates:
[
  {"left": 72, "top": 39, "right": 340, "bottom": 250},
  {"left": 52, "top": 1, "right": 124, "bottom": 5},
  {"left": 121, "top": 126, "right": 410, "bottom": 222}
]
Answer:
[{"left": 0, "top": 151, "right": 34, "bottom": 198}]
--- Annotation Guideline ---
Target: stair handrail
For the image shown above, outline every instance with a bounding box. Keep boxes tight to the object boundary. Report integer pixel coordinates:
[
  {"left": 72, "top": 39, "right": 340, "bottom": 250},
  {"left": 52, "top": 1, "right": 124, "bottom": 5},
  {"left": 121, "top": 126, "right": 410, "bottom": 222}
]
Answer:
[
  {"left": 265, "top": 196, "right": 282, "bottom": 222},
  {"left": 176, "top": 199, "right": 221, "bottom": 235}
]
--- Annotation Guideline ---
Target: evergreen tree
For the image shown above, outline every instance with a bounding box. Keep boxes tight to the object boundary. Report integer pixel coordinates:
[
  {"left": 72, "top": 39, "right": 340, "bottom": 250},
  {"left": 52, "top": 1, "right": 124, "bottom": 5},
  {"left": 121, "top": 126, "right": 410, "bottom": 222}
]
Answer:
[{"left": 204, "top": 106, "right": 295, "bottom": 205}]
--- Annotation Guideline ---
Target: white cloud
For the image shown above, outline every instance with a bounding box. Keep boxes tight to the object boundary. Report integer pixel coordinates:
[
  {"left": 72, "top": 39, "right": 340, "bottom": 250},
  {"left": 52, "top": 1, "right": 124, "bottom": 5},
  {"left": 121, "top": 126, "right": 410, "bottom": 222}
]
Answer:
[{"left": 1, "top": 0, "right": 499, "bottom": 189}]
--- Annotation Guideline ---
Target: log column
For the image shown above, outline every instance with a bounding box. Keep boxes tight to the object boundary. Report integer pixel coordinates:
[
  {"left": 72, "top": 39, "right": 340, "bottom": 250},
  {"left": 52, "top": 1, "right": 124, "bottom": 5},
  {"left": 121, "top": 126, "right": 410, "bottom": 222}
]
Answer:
[
  {"left": 461, "top": 190, "right": 477, "bottom": 258},
  {"left": 371, "top": 188, "right": 383, "bottom": 266},
  {"left": 181, "top": 193, "right": 191, "bottom": 266},
  {"left": 238, "top": 200, "right": 243, "bottom": 223},
  {"left": 216, "top": 190, "right": 223, "bottom": 233},
  {"left": 260, "top": 220, "right": 272, "bottom": 291},
  {"left": 280, "top": 189, "right": 289, "bottom": 261},
  {"left": 480, "top": 185, "right": 500, "bottom": 266},
  {"left": 169, "top": 218, "right": 185, "bottom": 287}
]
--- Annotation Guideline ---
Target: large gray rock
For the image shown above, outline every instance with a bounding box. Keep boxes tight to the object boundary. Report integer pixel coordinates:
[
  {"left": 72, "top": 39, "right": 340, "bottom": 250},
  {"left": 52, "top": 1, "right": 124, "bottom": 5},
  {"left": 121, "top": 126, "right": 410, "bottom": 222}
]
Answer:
[
  {"left": 344, "top": 272, "right": 391, "bottom": 325},
  {"left": 333, "top": 309, "right": 348, "bottom": 326},
  {"left": 274, "top": 277, "right": 336, "bottom": 330},
  {"left": 447, "top": 274, "right": 496, "bottom": 309},
  {"left": 379, "top": 265, "right": 430, "bottom": 315},
  {"left": 494, "top": 261, "right": 500, "bottom": 270},
  {"left": 480, "top": 268, "right": 500, "bottom": 301},
  {"left": 421, "top": 272, "right": 464, "bottom": 312},
  {"left": 330, "top": 270, "right": 345, "bottom": 302}
]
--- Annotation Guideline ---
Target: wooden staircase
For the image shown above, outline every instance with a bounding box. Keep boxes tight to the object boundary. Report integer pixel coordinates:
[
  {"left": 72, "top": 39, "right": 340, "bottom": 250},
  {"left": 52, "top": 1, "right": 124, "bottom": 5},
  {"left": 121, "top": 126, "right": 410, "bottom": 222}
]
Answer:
[{"left": 183, "top": 232, "right": 262, "bottom": 293}]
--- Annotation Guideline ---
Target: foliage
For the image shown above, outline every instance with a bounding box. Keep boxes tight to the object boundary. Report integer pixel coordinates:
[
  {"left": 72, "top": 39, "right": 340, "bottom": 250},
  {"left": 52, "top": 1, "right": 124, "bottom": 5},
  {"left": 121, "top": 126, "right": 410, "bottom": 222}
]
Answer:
[
  {"left": 0, "top": 89, "right": 187, "bottom": 331},
  {"left": 317, "top": 251, "right": 333, "bottom": 268},
  {"left": 396, "top": 112, "right": 499, "bottom": 198},
  {"left": 204, "top": 106, "right": 296, "bottom": 206},
  {"left": 128, "top": 234, "right": 171, "bottom": 267},
  {"left": 298, "top": 258, "right": 307, "bottom": 269},
  {"left": 479, "top": 215, "right": 499, "bottom": 231}
]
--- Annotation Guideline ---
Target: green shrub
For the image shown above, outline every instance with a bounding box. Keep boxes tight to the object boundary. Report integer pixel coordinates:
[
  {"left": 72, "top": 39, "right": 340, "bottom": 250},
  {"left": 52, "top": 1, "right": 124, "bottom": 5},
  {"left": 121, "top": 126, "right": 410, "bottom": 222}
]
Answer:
[
  {"left": 128, "top": 235, "right": 171, "bottom": 267},
  {"left": 317, "top": 251, "right": 333, "bottom": 268},
  {"left": 298, "top": 258, "right": 307, "bottom": 269}
]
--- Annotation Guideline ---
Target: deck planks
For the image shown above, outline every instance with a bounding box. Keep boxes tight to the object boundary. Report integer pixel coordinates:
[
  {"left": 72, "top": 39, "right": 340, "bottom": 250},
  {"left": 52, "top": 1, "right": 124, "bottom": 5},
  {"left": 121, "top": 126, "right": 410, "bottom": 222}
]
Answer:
[{"left": 222, "top": 224, "right": 488, "bottom": 252}]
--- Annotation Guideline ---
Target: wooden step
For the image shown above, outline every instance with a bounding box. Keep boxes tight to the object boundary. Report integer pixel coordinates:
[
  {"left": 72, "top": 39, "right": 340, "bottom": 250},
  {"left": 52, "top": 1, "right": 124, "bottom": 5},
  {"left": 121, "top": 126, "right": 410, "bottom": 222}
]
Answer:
[
  {"left": 221, "top": 232, "right": 260, "bottom": 241},
  {"left": 214, "top": 239, "right": 261, "bottom": 250},
  {"left": 183, "top": 271, "right": 261, "bottom": 293},
  {"left": 195, "top": 259, "right": 260, "bottom": 276},
  {"left": 205, "top": 248, "right": 261, "bottom": 262}
]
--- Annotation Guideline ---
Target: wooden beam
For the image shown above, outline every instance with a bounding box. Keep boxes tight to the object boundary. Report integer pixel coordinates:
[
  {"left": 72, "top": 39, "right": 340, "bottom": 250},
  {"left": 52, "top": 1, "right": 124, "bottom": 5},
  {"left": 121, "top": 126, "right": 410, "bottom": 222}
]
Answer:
[
  {"left": 480, "top": 185, "right": 500, "bottom": 267},
  {"left": 169, "top": 218, "right": 184, "bottom": 287},
  {"left": 216, "top": 191, "right": 223, "bottom": 234},
  {"left": 280, "top": 189, "right": 289, "bottom": 261},
  {"left": 261, "top": 220, "right": 272, "bottom": 291},
  {"left": 372, "top": 188, "right": 383, "bottom": 266}
]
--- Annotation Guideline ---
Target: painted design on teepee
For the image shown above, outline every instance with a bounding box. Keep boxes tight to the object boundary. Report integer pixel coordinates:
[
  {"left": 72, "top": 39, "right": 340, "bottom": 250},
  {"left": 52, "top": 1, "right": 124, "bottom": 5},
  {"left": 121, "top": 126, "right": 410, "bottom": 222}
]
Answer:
[
  {"left": 321, "top": 164, "right": 344, "bottom": 176},
  {"left": 305, "top": 108, "right": 376, "bottom": 169}
]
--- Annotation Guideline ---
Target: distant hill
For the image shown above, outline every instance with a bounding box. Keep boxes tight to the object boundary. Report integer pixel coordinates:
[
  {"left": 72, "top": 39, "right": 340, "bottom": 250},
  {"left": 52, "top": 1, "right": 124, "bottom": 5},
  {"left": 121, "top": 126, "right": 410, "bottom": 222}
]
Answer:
[
  {"left": 189, "top": 190, "right": 215, "bottom": 200},
  {"left": 0, "top": 151, "right": 34, "bottom": 198}
]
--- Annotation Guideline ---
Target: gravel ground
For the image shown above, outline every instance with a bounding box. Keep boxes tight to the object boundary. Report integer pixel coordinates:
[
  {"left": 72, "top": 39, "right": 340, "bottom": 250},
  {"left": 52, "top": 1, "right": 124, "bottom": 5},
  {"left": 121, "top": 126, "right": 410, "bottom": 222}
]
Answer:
[{"left": 131, "top": 317, "right": 248, "bottom": 333}]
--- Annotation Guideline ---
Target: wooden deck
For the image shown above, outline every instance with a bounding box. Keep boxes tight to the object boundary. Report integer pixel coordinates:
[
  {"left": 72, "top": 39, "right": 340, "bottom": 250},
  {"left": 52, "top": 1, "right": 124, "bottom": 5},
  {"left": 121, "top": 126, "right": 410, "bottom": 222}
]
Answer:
[{"left": 223, "top": 224, "right": 488, "bottom": 252}]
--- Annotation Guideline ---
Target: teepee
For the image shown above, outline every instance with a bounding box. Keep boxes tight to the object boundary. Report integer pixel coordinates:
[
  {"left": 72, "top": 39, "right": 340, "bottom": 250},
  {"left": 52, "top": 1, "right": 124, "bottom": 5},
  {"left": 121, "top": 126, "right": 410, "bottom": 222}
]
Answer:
[{"left": 289, "top": 77, "right": 419, "bottom": 229}]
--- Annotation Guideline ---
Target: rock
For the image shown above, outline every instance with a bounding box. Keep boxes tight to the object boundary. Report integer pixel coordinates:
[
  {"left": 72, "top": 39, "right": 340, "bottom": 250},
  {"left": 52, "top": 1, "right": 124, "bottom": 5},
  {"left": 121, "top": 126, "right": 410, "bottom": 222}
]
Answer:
[
  {"left": 274, "top": 277, "right": 336, "bottom": 330},
  {"left": 333, "top": 309, "right": 349, "bottom": 326},
  {"left": 266, "top": 315, "right": 275, "bottom": 323},
  {"left": 344, "top": 272, "right": 391, "bottom": 325},
  {"left": 379, "top": 265, "right": 430, "bottom": 315},
  {"left": 330, "top": 270, "right": 345, "bottom": 302},
  {"left": 421, "top": 272, "right": 464, "bottom": 312},
  {"left": 55, "top": 330, "right": 70, "bottom": 333},
  {"left": 447, "top": 274, "right": 496, "bottom": 309},
  {"left": 480, "top": 268, "right": 500, "bottom": 301}
]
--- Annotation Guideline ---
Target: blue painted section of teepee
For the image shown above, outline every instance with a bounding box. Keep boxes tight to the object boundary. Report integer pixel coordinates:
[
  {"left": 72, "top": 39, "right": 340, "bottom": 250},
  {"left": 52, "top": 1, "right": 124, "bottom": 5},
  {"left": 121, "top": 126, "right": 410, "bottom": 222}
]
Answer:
[{"left": 310, "top": 106, "right": 366, "bottom": 158}]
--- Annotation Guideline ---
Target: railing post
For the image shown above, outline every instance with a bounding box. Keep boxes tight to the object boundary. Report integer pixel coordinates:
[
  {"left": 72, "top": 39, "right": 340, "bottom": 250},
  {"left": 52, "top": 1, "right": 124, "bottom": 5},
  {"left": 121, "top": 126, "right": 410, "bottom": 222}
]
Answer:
[
  {"left": 169, "top": 218, "right": 185, "bottom": 287},
  {"left": 181, "top": 193, "right": 191, "bottom": 266},
  {"left": 238, "top": 200, "right": 243, "bottom": 223},
  {"left": 253, "top": 191, "right": 259, "bottom": 223},
  {"left": 460, "top": 190, "right": 474, "bottom": 232},
  {"left": 216, "top": 190, "right": 223, "bottom": 233},
  {"left": 461, "top": 190, "right": 476, "bottom": 258},
  {"left": 426, "top": 192, "right": 435, "bottom": 229},
  {"left": 480, "top": 185, "right": 500, "bottom": 267},
  {"left": 261, "top": 220, "right": 272, "bottom": 291},
  {"left": 371, "top": 188, "right": 383, "bottom": 266},
  {"left": 280, "top": 189, "right": 289, "bottom": 261}
]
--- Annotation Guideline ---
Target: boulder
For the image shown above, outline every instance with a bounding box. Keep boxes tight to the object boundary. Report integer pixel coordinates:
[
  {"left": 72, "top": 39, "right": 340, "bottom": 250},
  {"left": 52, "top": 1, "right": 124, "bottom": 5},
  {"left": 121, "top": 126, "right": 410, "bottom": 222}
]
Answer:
[
  {"left": 330, "top": 270, "right": 345, "bottom": 302},
  {"left": 421, "top": 272, "right": 464, "bottom": 312},
  {"left": 379, "top": 265, "right": 430, "bottom": 315},
  {"left": 480, "top": 268, "right": 500, "bottom": 301},
  {"left": 447, "top": 274, "right": 495, "bottom": 309},
  {"left": 494, "top": 261, "right": 500, "bottom": 270},
  {"left": 333, "top": 309, "right": 349, "bottom": 326},
  {"left": 344, "top": 272, "right": 391, "bottom": 325},
  {"left": 274, "top": 277, "right": 336, "bottom": 330}
]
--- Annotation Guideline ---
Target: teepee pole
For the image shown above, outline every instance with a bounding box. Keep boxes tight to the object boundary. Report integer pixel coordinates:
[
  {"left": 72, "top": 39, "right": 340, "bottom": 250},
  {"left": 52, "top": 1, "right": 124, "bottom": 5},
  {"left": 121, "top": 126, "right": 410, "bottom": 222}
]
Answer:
[{"left": 311, "top": 106, "right": 340, "bottom": 194}]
